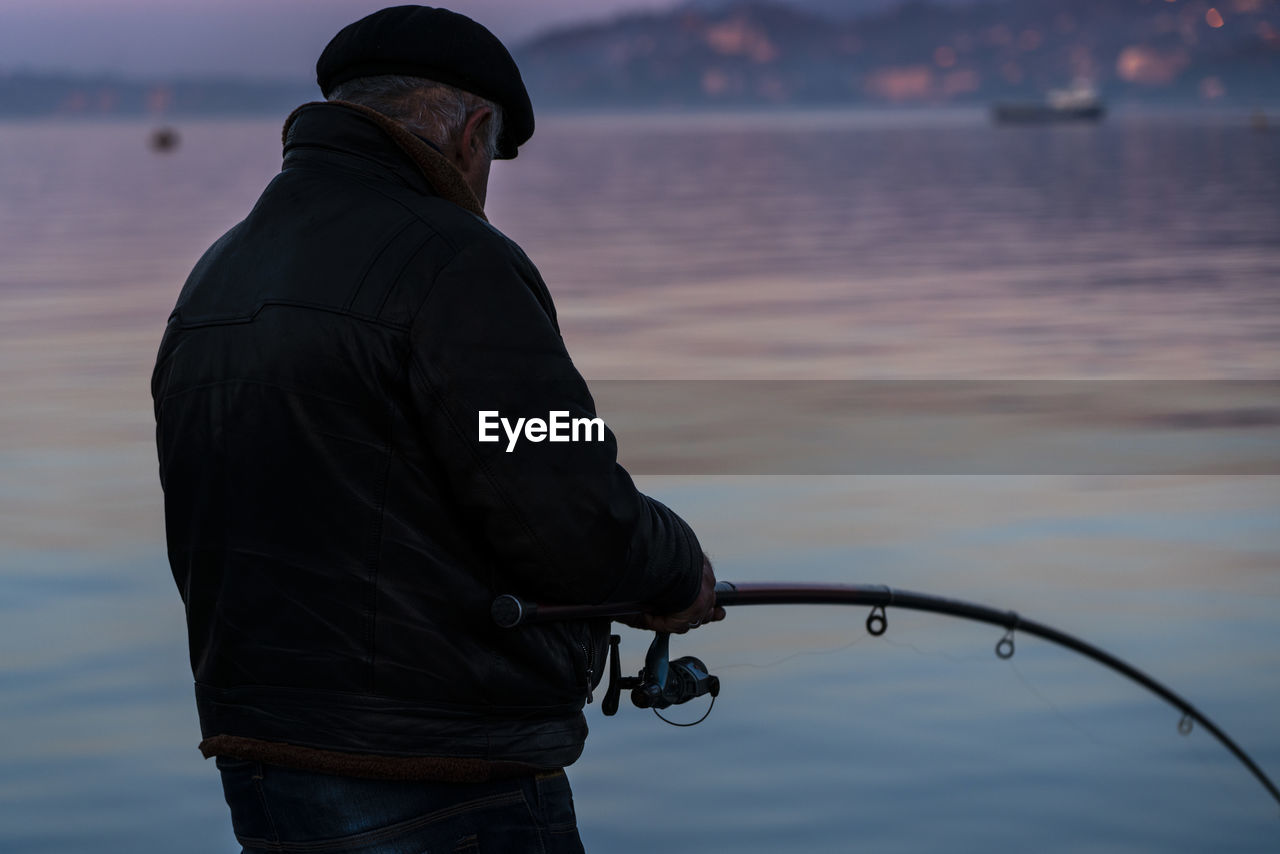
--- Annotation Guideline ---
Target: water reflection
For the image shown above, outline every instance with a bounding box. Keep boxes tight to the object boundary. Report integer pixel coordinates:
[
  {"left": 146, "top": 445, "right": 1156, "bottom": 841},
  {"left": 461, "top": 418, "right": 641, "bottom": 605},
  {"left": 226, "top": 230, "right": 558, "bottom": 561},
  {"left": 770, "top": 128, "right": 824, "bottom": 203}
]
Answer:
[{"left": 0, "top": 111, "right": 1276, "bottom": 852}]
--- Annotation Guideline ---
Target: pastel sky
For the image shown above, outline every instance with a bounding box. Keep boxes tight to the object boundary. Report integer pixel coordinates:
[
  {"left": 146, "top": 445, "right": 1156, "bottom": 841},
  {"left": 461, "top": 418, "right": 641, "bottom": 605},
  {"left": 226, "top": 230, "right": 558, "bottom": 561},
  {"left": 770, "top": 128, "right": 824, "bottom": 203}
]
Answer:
[{"left": 0, "top": 0, "right": 687, "bottom": 78}]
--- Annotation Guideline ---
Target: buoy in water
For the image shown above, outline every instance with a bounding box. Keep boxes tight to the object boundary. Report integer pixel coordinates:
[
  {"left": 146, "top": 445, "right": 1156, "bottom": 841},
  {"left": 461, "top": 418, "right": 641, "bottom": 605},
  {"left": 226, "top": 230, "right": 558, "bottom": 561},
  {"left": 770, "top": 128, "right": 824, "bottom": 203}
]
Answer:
[{"left": 150, "top": 126, "right": 180, "bottom": 152}]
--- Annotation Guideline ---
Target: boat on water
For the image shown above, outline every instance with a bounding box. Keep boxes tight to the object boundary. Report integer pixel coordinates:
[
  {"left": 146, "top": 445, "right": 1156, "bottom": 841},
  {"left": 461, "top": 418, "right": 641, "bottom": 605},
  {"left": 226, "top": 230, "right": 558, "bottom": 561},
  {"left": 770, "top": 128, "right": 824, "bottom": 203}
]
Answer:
[{"left": 992, "top": 86, "right": 1105, "bottom": 125}]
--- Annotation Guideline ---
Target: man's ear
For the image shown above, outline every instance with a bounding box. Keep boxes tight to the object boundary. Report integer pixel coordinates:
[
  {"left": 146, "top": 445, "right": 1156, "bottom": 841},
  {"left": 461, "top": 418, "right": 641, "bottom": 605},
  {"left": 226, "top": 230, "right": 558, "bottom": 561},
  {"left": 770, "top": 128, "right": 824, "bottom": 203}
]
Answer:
[{"left": 455, "top": 107, "right": 493, "bottom": 172}]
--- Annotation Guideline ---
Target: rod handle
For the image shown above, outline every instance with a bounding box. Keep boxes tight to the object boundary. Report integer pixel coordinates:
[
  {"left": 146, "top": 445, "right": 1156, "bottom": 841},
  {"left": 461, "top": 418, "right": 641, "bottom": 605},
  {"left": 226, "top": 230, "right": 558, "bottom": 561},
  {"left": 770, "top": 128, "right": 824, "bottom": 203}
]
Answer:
[{"left": 491, "top": 594, "right": 533, "bottom": 628}]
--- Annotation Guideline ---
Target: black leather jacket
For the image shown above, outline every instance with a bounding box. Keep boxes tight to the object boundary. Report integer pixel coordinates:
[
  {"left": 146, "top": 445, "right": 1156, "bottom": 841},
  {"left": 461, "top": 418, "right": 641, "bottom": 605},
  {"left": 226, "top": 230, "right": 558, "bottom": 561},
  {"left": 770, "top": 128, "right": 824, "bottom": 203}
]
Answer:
[{"left": 151, "top": 102, "right": 703, "bottom": 770}]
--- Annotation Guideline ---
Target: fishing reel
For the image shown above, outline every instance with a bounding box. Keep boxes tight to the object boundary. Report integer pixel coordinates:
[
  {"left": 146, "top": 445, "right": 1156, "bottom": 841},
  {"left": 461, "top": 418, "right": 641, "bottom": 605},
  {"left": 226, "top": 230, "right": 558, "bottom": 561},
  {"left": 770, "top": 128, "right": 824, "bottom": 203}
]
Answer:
[{"left": 602, "top": 631, "right": 720, "bottom": 722}]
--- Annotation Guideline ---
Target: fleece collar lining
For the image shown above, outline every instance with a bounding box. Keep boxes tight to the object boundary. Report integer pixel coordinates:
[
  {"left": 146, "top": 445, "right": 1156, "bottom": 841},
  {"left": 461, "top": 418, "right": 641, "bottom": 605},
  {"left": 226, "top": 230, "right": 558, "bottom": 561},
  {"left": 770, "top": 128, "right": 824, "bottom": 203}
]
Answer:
[{"left": 283, "top": 100, "right": 487, "bottom": 221}]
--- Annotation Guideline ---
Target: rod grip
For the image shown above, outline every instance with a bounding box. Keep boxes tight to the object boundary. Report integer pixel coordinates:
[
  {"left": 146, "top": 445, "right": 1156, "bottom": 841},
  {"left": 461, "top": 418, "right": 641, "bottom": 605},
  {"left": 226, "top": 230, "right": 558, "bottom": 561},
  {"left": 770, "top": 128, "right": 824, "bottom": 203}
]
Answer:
[{"left": 491, "top": 594, "right": 534, "bottom": 628}]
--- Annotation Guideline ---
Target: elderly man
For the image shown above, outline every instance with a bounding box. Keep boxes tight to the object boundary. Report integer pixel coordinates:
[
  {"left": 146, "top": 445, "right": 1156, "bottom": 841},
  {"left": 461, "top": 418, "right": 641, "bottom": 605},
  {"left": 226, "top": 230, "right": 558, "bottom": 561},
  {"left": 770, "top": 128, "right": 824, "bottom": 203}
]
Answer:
[{"left": 151, "top": 6, "right": 721, "bottom": 852}]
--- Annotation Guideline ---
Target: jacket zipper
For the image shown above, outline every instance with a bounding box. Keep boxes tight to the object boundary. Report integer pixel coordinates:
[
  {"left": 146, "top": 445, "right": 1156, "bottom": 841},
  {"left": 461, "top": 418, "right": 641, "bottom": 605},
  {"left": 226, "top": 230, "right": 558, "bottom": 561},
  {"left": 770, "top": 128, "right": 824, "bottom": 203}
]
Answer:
[{"left": 579, "top": 641, "right": 595, "bottom": 704}]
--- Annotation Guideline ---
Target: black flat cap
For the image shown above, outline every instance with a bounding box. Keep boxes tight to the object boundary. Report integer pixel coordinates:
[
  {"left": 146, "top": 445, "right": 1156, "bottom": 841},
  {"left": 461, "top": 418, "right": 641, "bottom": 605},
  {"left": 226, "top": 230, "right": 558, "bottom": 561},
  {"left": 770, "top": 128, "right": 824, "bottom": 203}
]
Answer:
[{"left": 317, "top": 5, "right": 533, "bottom": 159}]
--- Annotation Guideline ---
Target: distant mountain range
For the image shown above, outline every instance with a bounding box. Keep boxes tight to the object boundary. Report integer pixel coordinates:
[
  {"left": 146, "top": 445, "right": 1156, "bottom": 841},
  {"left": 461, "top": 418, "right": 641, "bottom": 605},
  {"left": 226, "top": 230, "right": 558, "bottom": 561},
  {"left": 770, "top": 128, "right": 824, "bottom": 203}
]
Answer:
[
  {"left": 517, "top": 0, "right": 1280, "bottom": 107},
  {"left": 2, "top": 0, "right": 1277, "bottom": 117}
]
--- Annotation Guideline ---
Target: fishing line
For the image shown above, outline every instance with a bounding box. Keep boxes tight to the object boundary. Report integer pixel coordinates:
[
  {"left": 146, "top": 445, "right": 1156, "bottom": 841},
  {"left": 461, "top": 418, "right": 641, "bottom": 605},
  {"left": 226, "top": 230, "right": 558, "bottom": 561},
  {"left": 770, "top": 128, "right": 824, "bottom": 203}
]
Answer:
[
  {"left": 715, "top": 634, "right": 867, "bottom": 672},
  {"left": 881, "top": 636, "right": 984, "bottom": 664},
  {"left": 1007, "top": 659, "right": 1110, "bottom": 750},
  {"left": 654, "top": 695, "right": 717, "bottom": 727}
]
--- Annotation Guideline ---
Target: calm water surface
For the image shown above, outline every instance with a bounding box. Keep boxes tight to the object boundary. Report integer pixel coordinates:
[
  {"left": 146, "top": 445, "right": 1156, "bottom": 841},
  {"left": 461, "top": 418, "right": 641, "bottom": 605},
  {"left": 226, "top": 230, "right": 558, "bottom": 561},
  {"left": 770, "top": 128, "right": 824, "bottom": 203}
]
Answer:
[{"left": 1, "top": 110, "right": 1277, "bottom": 852}]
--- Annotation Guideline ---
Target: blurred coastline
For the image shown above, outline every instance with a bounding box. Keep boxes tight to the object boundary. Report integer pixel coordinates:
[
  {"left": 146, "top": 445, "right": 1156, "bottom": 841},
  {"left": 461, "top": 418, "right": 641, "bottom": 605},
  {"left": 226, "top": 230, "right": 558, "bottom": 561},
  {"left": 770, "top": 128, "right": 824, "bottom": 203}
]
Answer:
[{"left": 5, "top": 0, "right": 1280, "bottom": 116}]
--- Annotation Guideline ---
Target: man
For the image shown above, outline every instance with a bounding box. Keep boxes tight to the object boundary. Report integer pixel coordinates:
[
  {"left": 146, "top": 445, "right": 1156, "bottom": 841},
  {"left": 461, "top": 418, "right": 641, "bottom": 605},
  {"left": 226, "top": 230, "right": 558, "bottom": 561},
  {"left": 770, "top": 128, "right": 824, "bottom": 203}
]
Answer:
[{"left": 151, "top": 6, "right": 722, "bottom": 852}]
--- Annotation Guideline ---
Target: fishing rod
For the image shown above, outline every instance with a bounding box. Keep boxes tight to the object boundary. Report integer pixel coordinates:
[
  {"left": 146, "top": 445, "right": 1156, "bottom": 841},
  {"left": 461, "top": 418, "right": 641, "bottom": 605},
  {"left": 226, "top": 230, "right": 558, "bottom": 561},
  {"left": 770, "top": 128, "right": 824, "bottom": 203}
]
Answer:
[{"left": 492, "top": 581, "right": 1280, "bottom": 810}]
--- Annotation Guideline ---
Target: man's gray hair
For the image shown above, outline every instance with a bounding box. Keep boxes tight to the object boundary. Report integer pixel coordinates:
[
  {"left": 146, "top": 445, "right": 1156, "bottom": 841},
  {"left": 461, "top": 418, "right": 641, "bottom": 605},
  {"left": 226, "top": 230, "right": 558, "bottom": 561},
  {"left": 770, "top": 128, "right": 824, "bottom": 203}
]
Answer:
[{"left": 328, "top": 75, "right": 504, "bottom": 159}]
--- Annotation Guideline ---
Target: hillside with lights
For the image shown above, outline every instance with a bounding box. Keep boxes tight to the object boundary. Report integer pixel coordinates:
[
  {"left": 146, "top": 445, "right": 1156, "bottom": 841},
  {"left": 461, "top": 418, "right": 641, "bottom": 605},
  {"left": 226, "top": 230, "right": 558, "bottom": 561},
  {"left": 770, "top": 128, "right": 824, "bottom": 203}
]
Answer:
[
  {"left": 1, "top": 0, "right": 1276, "bottom": 117},
  {"left": 516, "top": 0, "right": 1280, "bottom": 107}
]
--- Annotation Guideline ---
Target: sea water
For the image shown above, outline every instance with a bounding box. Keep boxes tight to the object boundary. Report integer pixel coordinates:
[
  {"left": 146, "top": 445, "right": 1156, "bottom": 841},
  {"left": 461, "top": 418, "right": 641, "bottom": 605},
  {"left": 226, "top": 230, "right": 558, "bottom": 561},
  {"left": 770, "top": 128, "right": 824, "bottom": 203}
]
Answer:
[{"left": 1, "top": 109, "right": 1277, "bottom": 852}]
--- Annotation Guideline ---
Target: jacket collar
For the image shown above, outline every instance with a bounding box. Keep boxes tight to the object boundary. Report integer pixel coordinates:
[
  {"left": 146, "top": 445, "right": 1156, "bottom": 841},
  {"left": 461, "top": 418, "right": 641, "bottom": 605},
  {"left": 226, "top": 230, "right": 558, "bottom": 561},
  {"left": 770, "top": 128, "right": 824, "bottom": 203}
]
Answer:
[{"left": 282, "top": 101, "right": 487, "bottom": 221}]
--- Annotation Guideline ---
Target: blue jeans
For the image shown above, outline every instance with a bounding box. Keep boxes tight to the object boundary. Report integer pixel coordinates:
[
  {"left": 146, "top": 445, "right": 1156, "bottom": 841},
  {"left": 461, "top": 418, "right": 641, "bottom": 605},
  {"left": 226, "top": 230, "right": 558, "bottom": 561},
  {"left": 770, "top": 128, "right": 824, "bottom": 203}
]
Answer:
[{"left": 216, "top": 757, "right": 586, "bottom": 853}]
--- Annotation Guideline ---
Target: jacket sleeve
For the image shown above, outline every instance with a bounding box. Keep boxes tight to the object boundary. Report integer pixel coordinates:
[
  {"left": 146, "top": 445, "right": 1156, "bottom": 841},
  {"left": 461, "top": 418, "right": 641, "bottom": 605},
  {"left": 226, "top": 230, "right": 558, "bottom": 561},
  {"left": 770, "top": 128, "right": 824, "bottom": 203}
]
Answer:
[{"left": 405, "top": 235, "right": 702, "bottom": 613}]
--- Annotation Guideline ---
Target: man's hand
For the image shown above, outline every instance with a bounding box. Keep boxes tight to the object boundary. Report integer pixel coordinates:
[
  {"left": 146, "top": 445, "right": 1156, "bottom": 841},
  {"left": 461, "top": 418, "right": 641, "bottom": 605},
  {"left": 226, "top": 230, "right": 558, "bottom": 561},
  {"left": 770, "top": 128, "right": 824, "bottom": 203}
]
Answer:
[{"left": 619, "top": 553, "right": 726, "bottom": 634}]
